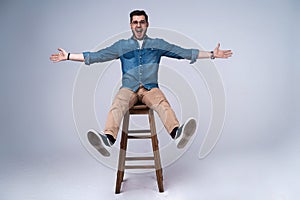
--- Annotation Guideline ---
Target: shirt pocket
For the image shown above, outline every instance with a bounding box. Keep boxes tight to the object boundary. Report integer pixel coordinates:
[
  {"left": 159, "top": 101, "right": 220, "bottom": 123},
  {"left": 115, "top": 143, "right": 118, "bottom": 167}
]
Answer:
[
  {"left": 144, "top": 48, "right": 160, "bottom": 63},
  {"left": 122, "top": 50, "right": 135, "bottom": 59}
]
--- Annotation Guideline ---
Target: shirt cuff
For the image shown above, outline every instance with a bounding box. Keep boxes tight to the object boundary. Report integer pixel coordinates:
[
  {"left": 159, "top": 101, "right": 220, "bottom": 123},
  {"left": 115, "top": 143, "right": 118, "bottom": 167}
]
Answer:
[
  {"left": 190, "top": 49, "right": 199, "bottom": 64},
  {"left": 82, "top": 52, "right": 90, "bottom": 65}
]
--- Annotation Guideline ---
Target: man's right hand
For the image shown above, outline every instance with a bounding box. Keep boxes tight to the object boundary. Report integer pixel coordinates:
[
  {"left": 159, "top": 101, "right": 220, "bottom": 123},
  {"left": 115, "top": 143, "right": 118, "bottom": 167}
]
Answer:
[{"left": 50, "top": 48, "right": 68, "bottom": 62}]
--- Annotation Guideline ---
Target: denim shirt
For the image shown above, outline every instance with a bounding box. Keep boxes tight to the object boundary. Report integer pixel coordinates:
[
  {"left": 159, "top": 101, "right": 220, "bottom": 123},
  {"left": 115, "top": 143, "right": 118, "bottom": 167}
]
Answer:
[{"left": 83, "top": 36, "right": 199, "bottom": 92}]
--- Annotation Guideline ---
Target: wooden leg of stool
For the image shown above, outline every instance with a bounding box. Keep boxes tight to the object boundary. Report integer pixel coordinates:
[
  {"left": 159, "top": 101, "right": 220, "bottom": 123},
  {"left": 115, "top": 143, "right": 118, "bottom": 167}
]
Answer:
[
  {"left": 115, "top": 111, "right": 129, "bottom": 194},
  {"left": 156, "top": 169, "right": 164, "bottom": 192},
  {"left": 149, "top": 110, "right": 164, "bottom": 192}
]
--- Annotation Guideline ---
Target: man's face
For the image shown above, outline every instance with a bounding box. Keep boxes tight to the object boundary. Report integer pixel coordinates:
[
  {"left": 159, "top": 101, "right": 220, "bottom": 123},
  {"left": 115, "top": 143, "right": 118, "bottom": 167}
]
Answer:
[{"left": 130, "top": 15, "right": 148, "bottom": 40}]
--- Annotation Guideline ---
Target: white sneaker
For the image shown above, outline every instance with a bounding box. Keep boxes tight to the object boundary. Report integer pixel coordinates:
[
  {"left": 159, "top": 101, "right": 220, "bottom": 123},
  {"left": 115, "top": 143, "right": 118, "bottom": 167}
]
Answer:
[
  {"left": 87, "top": 129, "right": 112, "bottom": 157},
  {"left": 176, "top": 118, "right": 197, "bottom": 149}
]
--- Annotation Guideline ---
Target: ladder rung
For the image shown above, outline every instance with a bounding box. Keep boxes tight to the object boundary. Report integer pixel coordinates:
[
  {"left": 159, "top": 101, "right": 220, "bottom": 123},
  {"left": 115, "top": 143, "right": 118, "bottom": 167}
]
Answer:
[
  {"left": 128, "top": 135, "right": 151, "bottom": 139},
  {"left": 128, "top": 129, "right": 151, "bottom": 133},
  {"left": 126, "top": 156, "right": 154, "bottom": 161},
  {"left": 125, "top": 165, "right": 155, "bottom": 169}
]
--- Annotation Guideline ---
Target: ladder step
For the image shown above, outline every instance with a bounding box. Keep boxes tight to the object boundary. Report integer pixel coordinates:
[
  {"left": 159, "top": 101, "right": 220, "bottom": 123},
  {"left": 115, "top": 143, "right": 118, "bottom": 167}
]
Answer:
[
  {"left": 128, "top": 135, "right": 151, "bottom": 139},
  {"left": 125, "top": 165, "right": 155, "bottom": 169},
  {"left": 126, "top": 156, "right": 154, "bottom": 161},
  {"left": 128, "top": 129, "right": 151, "bottom": 133}
]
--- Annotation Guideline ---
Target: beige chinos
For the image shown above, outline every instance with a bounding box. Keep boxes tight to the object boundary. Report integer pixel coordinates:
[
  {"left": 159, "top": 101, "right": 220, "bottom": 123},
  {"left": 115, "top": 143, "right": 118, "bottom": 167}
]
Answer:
[{"left": 104, "top": 87, "right": 179, "bottom": 139}]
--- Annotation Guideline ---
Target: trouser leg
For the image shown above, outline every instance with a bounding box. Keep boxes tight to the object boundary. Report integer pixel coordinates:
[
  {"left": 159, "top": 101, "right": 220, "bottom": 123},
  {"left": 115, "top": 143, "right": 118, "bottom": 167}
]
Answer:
[
  {"left": 141, "top": 88, "right": 180, "bottom": 134},
  {"left": 104, "top": 88, "right": 138, "bottom": 139}
]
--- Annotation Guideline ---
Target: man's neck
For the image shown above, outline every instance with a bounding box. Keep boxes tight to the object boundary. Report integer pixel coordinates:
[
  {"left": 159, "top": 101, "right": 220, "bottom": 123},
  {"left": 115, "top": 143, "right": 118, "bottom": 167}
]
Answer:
[{"left": 133, "top": 34, "right": 147, "bottom": 41}]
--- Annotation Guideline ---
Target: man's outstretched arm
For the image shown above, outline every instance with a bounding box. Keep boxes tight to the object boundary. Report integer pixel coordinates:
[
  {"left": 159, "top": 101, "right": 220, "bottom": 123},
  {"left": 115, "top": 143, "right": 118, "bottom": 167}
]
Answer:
[
  {"left": 198, "top": 43, "right": 233, "bottom": 59},
  {"left": 50, "top": 48, "right": 84, "bottom": 63}
]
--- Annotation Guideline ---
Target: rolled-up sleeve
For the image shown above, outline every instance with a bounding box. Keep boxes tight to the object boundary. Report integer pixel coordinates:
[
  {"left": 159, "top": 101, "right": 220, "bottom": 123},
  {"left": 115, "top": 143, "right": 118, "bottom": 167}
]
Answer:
[
  {"left": 82, "top": 52, "right": 91, "bottom": 65},
  {"left": 82, "top": 41, "right": 120, "bottom": 65},
  {"left": 190, "top": 49, "right": 199, "bottom": 64}
]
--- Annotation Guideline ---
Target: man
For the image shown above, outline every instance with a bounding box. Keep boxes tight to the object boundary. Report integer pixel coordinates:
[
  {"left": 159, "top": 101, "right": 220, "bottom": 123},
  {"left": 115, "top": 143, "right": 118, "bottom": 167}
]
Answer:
[{"left": 50, "top": 10, "right": 232, "bottom": 157}]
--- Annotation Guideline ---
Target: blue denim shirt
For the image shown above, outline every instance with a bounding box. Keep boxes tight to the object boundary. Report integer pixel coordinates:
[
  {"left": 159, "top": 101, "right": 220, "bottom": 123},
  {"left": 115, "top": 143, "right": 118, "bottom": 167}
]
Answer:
[{"left": 83, "top": 36, "right": 199, "bottom": 92}]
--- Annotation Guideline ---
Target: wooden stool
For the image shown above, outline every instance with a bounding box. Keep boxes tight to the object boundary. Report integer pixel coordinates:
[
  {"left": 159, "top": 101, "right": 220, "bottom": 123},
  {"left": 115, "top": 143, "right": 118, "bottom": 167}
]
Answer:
[{"left": 115, "top": 103, "right": 164, "bottom": 193}]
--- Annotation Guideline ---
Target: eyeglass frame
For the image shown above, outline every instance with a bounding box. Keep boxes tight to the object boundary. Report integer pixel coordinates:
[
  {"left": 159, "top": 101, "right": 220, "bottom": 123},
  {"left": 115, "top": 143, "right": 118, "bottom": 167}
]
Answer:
[{"left": 131, "top": 20, "right": 147, "bottom": 26}]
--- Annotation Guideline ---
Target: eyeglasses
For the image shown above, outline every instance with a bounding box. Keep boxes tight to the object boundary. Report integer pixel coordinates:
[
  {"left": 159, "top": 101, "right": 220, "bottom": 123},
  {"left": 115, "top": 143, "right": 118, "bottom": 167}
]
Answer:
[{"left": 131, "top": 20, "right": 147, "bottom": 25}]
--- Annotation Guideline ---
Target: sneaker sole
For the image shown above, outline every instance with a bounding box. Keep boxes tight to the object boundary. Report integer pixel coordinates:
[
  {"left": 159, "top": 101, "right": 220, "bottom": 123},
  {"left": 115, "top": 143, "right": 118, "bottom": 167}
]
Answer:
[
  {"left": 177, "top": 118, "right": 196, "bottom": 149},
  {"left": 87, "top": 131, "right": 110, "bottom": 157}
]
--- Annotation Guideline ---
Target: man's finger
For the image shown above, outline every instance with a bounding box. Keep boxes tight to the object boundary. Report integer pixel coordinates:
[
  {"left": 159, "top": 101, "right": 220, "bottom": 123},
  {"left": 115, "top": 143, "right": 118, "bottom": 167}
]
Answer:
[{"left": 57, "top": 47, "right": 64, "bottom": 53}]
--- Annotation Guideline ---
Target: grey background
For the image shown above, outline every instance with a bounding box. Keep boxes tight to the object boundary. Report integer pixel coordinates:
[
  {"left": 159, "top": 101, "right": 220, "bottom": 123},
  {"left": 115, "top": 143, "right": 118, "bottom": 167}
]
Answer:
[{"left": 0, "top": 0, "right": 299, "bottom": 199}]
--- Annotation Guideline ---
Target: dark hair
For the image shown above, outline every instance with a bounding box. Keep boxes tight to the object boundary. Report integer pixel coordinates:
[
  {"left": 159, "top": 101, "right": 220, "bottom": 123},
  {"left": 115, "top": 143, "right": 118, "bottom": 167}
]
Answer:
[{"left": 130, "top": 10, "right": 148, "bottom": 23}]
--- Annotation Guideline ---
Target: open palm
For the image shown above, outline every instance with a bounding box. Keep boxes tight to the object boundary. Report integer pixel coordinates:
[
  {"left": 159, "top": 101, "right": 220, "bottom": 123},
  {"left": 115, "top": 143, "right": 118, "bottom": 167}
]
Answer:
[
  {"left": 213, "top": 43, "right": 233, "bottom": 58},
  {"left": 50, "top": 48, "right": 68, "bottom": 62}
]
